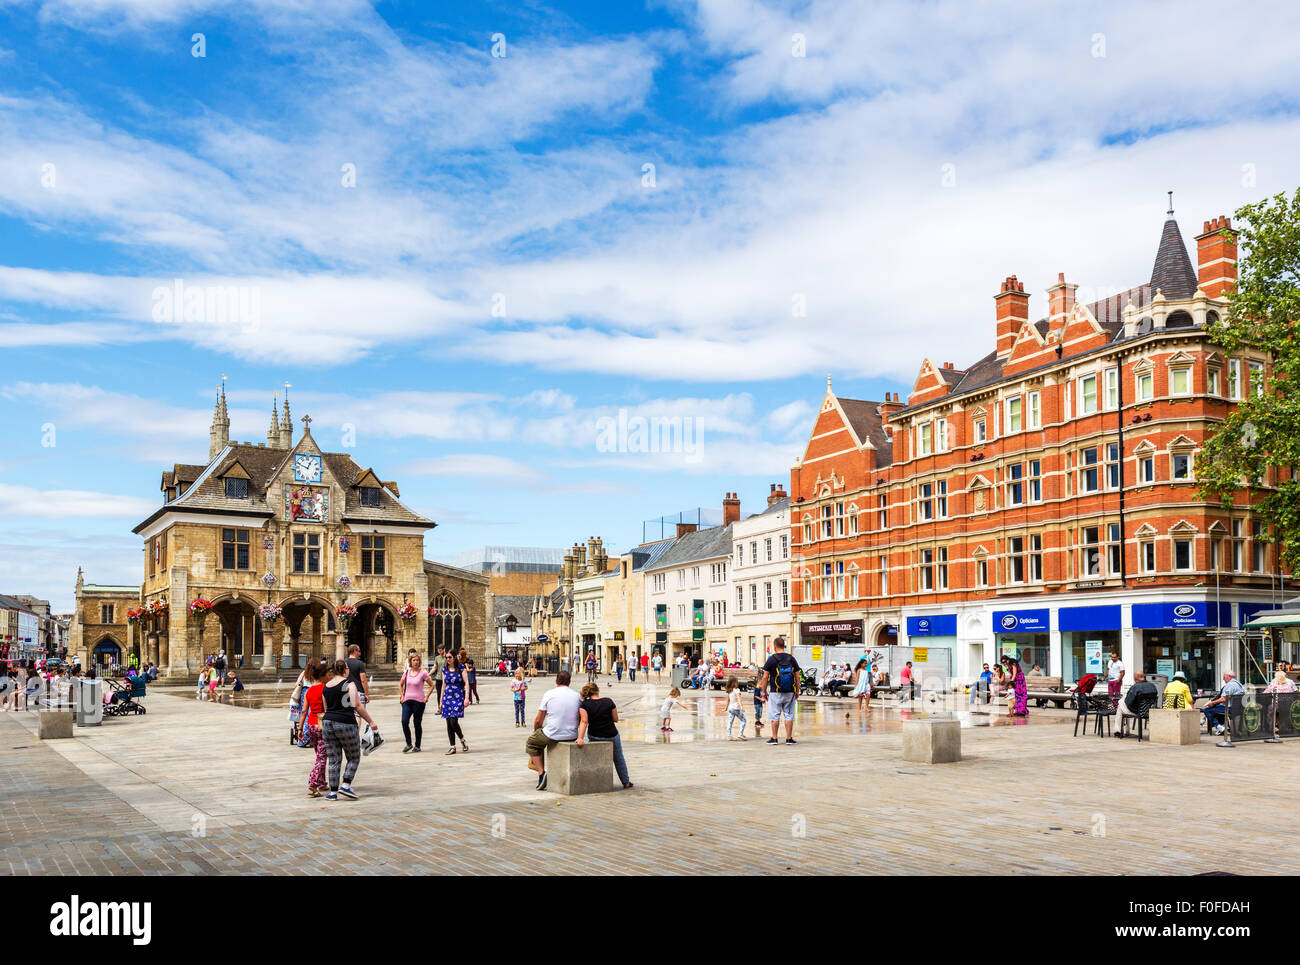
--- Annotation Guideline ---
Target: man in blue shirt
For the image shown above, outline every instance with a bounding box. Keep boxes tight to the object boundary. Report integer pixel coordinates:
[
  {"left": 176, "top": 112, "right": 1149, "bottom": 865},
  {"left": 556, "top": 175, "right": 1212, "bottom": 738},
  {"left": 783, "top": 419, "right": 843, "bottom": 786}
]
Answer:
[
  {"left": 1201, "top": 671, "right": 1245, "bottom": 736},
  {"left": 970, "top": 663, "right": 993, "bottom": 705}
]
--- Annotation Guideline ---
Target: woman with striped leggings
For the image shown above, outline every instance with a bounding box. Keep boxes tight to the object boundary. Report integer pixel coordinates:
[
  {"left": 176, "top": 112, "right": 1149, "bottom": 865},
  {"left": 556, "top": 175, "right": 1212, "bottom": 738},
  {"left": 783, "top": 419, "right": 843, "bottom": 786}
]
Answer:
[{"left": 321, "top": 658, "right": 378, "bottom": 801}]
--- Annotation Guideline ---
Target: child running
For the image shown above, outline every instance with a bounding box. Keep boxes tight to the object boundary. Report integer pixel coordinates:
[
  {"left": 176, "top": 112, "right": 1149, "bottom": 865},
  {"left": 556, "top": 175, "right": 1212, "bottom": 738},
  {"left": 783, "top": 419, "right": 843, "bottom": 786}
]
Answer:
[
  {"left": 510, "top": 668, "right": 529, "bottom": 726},
  {"left": 659, "top": 687, "right": 687, "bottom": 732},
  {"left": 725, "top": 676, "right": 748, "bottom": 740}
]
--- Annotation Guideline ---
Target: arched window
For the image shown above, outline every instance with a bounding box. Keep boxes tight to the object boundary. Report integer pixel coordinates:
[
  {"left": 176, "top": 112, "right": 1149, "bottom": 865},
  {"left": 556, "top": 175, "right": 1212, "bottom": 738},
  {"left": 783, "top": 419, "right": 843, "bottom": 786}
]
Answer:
[{"left": 428, "top": 592, "right": 463, "bottom": 658}]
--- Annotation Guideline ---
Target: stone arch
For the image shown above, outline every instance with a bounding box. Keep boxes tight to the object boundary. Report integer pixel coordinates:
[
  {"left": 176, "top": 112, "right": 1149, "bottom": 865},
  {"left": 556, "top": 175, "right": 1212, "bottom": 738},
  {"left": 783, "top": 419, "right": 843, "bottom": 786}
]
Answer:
[{"left": 346, "top": 596, "right": 399, "bottom": 665}]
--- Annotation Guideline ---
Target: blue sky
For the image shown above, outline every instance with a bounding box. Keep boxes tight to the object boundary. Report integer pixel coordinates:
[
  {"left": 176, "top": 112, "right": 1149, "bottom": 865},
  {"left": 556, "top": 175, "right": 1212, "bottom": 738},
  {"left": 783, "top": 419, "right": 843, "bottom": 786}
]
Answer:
[{"left": 2, "top": 0, "right": 1299, "bottom": 610}]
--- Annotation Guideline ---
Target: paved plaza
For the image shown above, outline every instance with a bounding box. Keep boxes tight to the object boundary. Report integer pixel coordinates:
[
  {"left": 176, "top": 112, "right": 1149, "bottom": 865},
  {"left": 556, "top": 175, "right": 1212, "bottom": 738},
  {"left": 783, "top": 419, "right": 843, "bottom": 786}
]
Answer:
[{"left": 2, "top": 676, "right": 1298, "bottom": 876}]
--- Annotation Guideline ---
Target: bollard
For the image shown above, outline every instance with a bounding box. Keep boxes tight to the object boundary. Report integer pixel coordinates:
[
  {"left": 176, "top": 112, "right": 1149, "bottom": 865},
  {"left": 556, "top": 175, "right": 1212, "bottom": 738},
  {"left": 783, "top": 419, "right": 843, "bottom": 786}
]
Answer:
[{"left": 902, "top": 717, "right": 961, "bottom": 764}]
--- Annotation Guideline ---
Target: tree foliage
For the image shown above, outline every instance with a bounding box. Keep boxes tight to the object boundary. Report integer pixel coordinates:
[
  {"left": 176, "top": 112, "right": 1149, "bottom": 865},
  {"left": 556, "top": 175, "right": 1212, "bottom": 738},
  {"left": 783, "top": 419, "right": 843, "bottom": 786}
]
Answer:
[{"left": 1198, "top": 188, "right": 1300, "bottom": 575}]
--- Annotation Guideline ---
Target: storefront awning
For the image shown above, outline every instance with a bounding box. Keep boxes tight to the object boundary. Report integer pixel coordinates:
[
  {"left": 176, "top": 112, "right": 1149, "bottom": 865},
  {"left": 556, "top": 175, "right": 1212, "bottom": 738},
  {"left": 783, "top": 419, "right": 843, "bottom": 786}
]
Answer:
[{"left": 1246, "top": 610, "right": 1300, "bottom": 629}]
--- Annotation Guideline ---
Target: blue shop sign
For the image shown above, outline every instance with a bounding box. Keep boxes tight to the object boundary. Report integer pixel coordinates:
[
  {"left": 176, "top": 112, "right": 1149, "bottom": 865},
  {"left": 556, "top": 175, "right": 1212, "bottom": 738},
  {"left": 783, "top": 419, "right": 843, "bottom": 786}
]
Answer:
[
  {"left": 1058, "top": 605, "right": 1122, "bottom": 632},
  {"left": 993, "top": 609, "right": 1050, "bottom": 633},
  {"left": 906, "top": 614, "right": 957, "bottom": 637},
  {"left": 1239, "top": 603, "right": 1280, "bottom": 628},
  {"left": 1131, "top": 601, "right": 1231, "bottom": 629}
]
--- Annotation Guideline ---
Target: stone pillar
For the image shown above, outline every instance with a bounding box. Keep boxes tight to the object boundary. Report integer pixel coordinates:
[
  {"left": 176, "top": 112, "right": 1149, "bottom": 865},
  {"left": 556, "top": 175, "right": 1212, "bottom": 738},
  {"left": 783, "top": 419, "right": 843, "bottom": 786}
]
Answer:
[
  {"left": 370, "top": 630, "right": 388, "bottom": 667},
  {"left": 278, "top": 624, "right": 292, "bottom": 670},
  {"left": 323, "top": 630, "right": 341, "bottom": 661}
]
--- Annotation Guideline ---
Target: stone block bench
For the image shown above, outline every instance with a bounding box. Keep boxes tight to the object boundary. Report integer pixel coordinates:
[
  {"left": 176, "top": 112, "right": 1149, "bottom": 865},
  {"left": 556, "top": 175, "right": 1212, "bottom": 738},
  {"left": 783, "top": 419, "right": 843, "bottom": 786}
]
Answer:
[
  {"left": 1149, "top": 708, "right": 1201, "bottom": 745},
  {"left": 902, "top": 717, "right": 961, "bottom": 764},
  {"left": 38, "top": 710, "right": 74, "bottom": 740},
  {"left": 545, "top": 741, "right": 615, "bottom": 795}
]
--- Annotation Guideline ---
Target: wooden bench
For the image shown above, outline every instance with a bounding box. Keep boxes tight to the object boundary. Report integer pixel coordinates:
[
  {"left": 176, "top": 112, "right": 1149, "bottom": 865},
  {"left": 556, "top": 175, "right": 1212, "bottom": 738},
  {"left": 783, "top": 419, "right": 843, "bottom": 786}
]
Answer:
[{"left": 1023, "top": 675, "right": 1068, "bottom": 708}]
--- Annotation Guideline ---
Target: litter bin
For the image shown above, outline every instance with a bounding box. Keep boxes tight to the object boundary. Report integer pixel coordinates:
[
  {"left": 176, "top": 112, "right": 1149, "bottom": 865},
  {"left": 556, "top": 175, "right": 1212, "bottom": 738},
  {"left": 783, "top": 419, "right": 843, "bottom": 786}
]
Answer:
[
  {"left": 670, "top": 665, "right": 690, "bottom": 689},
  {"left": 72, "top": 678, "right": 103, "bottom": 726},
  {"left": 1149, "top": 673, "right": 1168, "bottom": 707}
]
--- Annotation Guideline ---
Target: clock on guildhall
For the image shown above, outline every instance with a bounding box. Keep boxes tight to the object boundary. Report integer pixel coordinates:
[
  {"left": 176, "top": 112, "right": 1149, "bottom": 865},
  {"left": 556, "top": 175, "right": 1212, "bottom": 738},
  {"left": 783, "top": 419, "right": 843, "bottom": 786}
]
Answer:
[{"left": 129, "top": 387, "right": 487, "bottom": 675}]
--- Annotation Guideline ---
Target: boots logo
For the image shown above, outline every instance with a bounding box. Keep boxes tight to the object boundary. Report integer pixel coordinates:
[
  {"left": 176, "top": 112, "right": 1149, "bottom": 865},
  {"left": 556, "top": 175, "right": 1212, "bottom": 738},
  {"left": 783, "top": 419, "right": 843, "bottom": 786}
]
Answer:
[
  {"left": 1173, "top": 604, "right": 1196, "bottom": 619},
  {"left": 1000, "top": 614, "right": 1019, "bottom": 630},
  {"left": 49, "top": 895, "right": 151, "bottom": 945}
]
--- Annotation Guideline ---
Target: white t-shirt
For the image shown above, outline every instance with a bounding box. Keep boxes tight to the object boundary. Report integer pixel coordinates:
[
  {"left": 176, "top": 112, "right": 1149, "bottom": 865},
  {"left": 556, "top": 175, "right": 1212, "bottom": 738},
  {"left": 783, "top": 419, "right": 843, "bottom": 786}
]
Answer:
[
  {"left": 659, "top": 697, "right": 676, "bottom": 717},
  {"left": 1107, "top": 659, "right": 1125, "bottom": 682},
  {"left": 539, "top": 686, "right": 581, "bottom": 740},
  {"left": 726, "top": 689, "right": 741, "bottom": 711}
]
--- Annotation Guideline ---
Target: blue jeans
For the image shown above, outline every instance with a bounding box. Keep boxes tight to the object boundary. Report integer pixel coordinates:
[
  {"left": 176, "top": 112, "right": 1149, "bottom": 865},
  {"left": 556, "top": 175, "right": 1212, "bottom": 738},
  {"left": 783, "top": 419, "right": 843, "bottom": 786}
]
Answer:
[
  {"left": 616, "top": 669, "right": 623, "bottom": 681},
  {"left": 590, "top": 733, "right": 630, "bottom": 786},
  {"left": 753, "top": 697, "right": 764, "bottom": 722},
  {"left": 514, "top": 698, "right": 526, "bottom": 725},
  {"left": 1202, "top": 704, "right": 1226, "bottom": 729}
]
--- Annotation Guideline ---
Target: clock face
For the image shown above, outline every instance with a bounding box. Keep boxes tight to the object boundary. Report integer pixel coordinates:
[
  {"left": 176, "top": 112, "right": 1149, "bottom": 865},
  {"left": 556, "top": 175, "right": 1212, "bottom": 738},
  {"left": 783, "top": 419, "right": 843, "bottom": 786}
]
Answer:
[{"left": 293, "top": 454, "right": 322, "bottom": 483}]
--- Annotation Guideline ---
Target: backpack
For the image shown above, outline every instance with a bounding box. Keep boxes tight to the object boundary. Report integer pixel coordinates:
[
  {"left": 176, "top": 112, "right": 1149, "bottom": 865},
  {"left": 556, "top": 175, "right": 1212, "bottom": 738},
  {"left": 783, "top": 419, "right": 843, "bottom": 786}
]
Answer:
[{"left": 774, "top": 656, "right": 797, "bottom": 693}]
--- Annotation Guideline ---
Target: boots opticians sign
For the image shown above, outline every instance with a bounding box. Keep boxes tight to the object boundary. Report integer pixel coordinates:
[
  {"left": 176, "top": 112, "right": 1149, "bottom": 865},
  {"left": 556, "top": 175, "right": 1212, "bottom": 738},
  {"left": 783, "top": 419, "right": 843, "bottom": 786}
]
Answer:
[{"left": 993, "top": 609, "right": 1050, "bottom": 632}]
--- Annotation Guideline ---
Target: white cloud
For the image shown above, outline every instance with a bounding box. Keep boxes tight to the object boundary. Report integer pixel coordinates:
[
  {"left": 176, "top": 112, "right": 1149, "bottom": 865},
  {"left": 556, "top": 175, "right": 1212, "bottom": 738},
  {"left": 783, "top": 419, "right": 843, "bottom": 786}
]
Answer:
[
  {"left": 398, "top": 454, "right": 540, "bottom": 479},
  {"left": 0, "top": 482, "right": 156, "bottom": 518}
]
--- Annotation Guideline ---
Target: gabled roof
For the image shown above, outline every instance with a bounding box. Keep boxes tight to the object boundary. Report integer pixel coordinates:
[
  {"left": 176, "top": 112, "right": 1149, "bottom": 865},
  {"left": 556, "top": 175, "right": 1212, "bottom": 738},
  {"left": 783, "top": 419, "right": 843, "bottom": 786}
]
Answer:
[
  {"left": 493, "top": 594, "right": 536, "bottom": 626},
  {"left": 647, "top": 524, "right": 733, "bottom": 568},
  {"left": 836, "top": 398, "right": 894, "bottom": 468}
]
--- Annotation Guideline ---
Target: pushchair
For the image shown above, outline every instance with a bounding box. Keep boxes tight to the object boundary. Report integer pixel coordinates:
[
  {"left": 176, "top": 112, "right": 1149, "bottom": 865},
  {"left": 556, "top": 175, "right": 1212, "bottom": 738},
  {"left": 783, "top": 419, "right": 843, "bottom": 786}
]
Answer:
[{"left": 105, "top": 675, "right": 147, "bottom": 716}]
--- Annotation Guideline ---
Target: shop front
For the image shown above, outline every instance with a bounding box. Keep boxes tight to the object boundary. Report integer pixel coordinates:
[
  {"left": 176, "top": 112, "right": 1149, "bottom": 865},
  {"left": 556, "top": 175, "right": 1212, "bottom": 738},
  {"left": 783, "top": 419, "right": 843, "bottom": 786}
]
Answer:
[
  {"left": 1059, "top": 605, "right": 1122, "bottom": 684},
  {"left": 800, "top": 619, "right": 864, "bottom": 648},
  {"left": 1133, "top": 601, "right": 1230, "bottom": 693},
  {"left": 992, "top": 608, "right": 1050, "bottom": 674}
]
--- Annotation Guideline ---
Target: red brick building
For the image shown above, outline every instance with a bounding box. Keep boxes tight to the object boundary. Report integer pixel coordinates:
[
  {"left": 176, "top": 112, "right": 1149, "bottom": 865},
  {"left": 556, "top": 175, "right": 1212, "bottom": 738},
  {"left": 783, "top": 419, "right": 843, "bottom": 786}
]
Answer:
[{"left": 791, "top": 206, "right": 1285, "bottom": 691}]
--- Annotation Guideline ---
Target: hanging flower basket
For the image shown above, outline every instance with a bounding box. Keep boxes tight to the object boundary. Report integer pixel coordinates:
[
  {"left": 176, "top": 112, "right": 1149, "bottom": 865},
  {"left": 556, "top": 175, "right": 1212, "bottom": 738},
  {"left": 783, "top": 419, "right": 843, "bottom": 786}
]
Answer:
[
  {"left": 258, "top": 602, "right": 282, "bottom": 631},
  {"left": 336, "top": 603, "right": 358, "bottom": 631},
  {"left": 398, "top": 602, "right": 418, "bottom": 623},
  {"left": 189, "top": 597, "right": 214, "bottom": 632},
  {"left": 126, "top": 608, "right": 146, "bottom": 626}
]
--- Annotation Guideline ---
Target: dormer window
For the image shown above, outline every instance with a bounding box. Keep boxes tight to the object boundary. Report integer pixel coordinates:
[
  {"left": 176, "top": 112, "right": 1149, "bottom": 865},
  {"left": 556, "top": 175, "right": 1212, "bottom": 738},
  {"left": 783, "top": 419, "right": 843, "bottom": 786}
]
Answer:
[
  {"left": 225, "top": 478, "right": 249, "bottom": 499},
  {"left": 360, "top": 486, "right": 382, "bottom": 507}
]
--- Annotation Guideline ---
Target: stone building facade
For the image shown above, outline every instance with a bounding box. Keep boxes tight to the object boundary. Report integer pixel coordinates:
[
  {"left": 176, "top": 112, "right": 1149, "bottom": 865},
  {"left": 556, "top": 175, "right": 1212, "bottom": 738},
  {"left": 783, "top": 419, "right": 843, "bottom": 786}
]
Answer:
[
  {"left": 132, "top": 390, "right": 438, "bottom": 676},
  {"left": 69, "top": 568, "right": 139, "bottom": 668}
]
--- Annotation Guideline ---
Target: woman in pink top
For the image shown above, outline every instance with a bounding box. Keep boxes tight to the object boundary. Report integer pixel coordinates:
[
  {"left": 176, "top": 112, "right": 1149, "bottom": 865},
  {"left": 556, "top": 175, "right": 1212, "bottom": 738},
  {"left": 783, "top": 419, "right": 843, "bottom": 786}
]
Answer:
[{"left": 399, "top": 653, "right": 434, "bottom": 753}]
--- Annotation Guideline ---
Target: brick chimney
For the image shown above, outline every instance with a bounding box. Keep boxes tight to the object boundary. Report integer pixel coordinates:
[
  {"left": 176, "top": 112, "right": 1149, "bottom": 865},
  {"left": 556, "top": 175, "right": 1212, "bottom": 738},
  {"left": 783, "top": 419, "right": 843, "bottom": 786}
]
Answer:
[
  {"left": 675, "top": 521, "right": 697, "bottom": 538},
  {"left": 1046, "top": 272, "right": 1077, "bottom": 333},
  {"left": 994, "top": 275, "right": 1029, "bottom": 360},
  {"left": 722, "top": 492, "right": 741, "bottom": 526},
  {"left": 1195, "top": 215, "right": 1237, "bottom": 299},
  {"left": 768, "top": 482, "right": 788, "bottom": 506}
]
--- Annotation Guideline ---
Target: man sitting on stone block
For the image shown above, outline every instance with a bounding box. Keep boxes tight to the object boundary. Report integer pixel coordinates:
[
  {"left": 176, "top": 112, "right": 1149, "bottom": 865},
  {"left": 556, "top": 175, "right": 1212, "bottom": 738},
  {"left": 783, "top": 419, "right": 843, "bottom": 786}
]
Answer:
[
  {"left": 1116, "top": 670, "right": 1158, "bottom": 727},
  {"left": 525, "top": 669, "right": 581, "bottom": 791}
]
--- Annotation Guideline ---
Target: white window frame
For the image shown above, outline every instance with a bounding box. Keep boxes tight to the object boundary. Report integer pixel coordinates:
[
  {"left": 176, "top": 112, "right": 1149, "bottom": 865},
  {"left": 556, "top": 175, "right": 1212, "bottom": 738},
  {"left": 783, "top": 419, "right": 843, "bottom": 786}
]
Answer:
[
  {"left": 1079, "top": 374, "right": 1098, "bottom": 415},
  {"left": 1028, "top": 391, "right": 1041, "bottom": 429},
  {"left": 1005, "top": 396, "right": 1022, "bottom": 434}
]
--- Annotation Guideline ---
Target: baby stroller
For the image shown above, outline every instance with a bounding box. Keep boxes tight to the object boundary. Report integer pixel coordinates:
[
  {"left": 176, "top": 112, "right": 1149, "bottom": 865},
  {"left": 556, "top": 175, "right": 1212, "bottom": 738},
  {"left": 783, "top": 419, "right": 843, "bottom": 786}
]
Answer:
[{"left": 105, "top": 675, "right": 147, "bottom": 716}]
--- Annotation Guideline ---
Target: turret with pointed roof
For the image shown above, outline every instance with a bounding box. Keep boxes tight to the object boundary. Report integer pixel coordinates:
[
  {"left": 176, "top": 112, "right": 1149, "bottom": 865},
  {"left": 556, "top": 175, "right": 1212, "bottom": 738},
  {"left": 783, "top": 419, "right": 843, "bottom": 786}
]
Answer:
[
  {"left": 1149, "top": 192, "right": 1198, "bottom": 300},
  {"left": 209, "top": 384, "right": 230, "bottom": 460},
  {"left": 279, "top": 389, "right": 293, "bottom": 449}
]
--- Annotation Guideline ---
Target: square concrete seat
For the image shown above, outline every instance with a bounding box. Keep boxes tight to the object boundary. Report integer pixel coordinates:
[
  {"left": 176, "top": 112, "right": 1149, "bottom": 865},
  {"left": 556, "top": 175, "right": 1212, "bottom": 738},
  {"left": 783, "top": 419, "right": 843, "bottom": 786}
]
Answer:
[
  {"left": 1149, "top": 708, "right": 1201, "bottom": 745},
  {"left": 38, "top": 710, "right": 74, "bottom": 740},
  {"left": 545, "top": 741, "right": 614, "bottom": 795},
  {"left": 902, "top": 717, "right": 961, "bottom": 764}
]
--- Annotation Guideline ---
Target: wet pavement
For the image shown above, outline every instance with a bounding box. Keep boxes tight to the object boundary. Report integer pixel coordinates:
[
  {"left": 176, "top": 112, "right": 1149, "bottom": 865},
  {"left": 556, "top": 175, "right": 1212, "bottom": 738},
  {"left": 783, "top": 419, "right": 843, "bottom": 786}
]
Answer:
[{"left": 168, "top": 678, "right": 1073, "bottom": 741}]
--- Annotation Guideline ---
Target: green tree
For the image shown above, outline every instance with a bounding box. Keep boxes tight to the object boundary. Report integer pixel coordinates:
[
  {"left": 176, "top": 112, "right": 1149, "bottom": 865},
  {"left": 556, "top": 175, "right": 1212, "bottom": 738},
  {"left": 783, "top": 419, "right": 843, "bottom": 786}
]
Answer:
[{"left": 1198, "top": 188, "right": 1300, "bottom": 574}]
